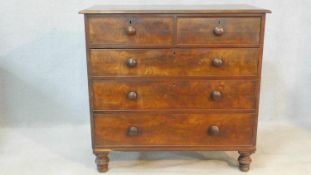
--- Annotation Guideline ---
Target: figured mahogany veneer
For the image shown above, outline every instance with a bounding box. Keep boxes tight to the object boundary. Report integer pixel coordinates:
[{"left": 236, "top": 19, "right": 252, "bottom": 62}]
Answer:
[
  {"left": 177, "top": 17, "right": 261, "bottom": 45},
  {"left": 90, "top": 48, "right": 259, "bottom": 77},
  {"left": 87, "top": 16, "right": 174, "bottom": 46},
  {"left": 92, "top": 79, "right": 256, "bottom": 110},
  {"left": 94, "top": 113, "right": 255, "bottom": 147},
  {"left": 80, "top": 5, "right": 270, "bottom": 173}
]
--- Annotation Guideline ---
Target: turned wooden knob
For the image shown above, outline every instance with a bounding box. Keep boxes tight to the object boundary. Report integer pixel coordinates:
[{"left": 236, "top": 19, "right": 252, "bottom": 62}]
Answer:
[
  {"left": 208, "top": 125, "right": 219, "bottom": 136},
  {"left": 127, "top": 91, "right": 137, "bottom": 100},
  {"left": 126, "top": 58, "right": 137, "bottom": 68},
  {"left": 211, "top": 90, "right": 222, "bottom": 101},
  {"left": 213, "top": 26, "right": 224, "bottom": 36},
  {"left": 126, "top": 26, "right": 136, "bottom": 35},
  {"left": 212, "top": 58, "right": 224, "bottom": 67},
  {"left": 127, "top": 126, "right": 139, "bottom": 136}
]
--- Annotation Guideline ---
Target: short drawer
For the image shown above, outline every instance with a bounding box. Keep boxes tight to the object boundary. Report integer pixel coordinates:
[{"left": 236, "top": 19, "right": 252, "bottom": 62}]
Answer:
[
  {"left": 92, "top": 80, "right": 256, "bottom": 110},
  {"left": 90, "top": 48, "right": 258, "bottom": 77},
  {"left": 87, "top": 16, "right": 174, "bottom": 46},
  {"left": 93, "top": 113, "right": 255, "bottom": 147},
  {"left": 177, "top": 17, "right": 261, "bottom": 45}
]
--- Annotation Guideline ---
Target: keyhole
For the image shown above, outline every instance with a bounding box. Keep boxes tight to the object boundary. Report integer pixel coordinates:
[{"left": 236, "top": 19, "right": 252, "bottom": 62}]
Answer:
[
  {"left": 129, "top": 20, "right": 132, "bottom": 24},
  {"left": 218, "top": 20, "right": 221, "bottom": 25}
]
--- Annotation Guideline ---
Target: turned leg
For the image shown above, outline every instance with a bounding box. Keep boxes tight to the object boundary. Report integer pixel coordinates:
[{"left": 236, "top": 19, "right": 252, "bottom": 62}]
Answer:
[
  {"left": 95, "top": 152, "right": 109, "bottom": 172},
  {"left": 238, "top": 151, "right": 254, "bottom": 172}
]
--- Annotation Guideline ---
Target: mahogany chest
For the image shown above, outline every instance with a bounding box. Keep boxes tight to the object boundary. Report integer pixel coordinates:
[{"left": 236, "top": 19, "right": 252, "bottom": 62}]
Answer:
[{"left": 80, "top": 5, "right": 270, "bottom": 172}]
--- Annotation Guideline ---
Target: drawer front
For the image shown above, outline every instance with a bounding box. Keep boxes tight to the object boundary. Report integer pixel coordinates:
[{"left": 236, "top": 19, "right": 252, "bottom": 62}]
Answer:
[
  {"left": 87, "top": 16, "right": 174, "bottom": 46},
  {"left": 92, "top": 80, "right": 256, "bottom": 110},
  {"left": 94, "top": 113, "right": 255, "bottom": 147},
  {"left": 90, "top": 48, "right": 258, "bottom": 77},
  {"left": 177, "top": 17, "right": 261, "bottom": 45}
]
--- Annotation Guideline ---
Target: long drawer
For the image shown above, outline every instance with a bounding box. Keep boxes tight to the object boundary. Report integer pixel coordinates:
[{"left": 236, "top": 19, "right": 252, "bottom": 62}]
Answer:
[
  {"left": 90, "top": 48, "right": 259, "bottom": 77},
  {"left": 92, "top": 79, "right": 256, "bottom": 110},
  {"left": 93, "top": 113, "right": 255, "bottom": 147}
]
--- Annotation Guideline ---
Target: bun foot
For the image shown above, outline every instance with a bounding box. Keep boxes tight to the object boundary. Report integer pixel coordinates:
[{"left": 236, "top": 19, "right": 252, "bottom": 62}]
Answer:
[
  {"left": 239, "top": 164, "right": 250, "bottom": 172},
  {"left": 238, "top": 151, "right": 254, "bottom": 172},
  {"left": 95, "top": 152, "right": 109, "bottom": 173}
]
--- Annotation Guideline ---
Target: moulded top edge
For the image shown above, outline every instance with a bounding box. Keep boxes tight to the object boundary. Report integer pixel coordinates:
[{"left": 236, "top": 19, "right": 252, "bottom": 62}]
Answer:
[{"left": 79, "top": 5, "right": 271, "bottom": 14}]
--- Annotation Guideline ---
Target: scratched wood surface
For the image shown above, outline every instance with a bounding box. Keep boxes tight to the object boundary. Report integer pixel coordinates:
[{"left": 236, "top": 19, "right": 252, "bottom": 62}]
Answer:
[
  {"left": 92, "top": 79, "right": 257, "bottom": 110},
  {"left": 93, "top": 113, "right": 255, "bottom": 146},
  {"left": 87, "top": 16, "right": 174, "bottom": 46},
  {"left": 81, "top": 5, "right": 270, "bottom": 172},
  {"left": 90, "top": 48, "right": 259, "bottom": 77}
]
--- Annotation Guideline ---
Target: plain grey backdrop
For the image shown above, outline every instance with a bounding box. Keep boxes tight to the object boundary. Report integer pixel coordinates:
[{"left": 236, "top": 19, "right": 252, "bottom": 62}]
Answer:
[
  {"left": 0, "top": 1, "right": 311, "bottom": 175},
  {"left": 1, "top": 1, "right": 310, "bottom": 126}
]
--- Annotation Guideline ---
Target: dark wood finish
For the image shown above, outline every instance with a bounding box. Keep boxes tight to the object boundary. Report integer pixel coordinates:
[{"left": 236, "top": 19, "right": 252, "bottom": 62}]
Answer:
[
  {"left": 87, "top": 16, "right": 174, "bottom": 46},
  {"left": 92, "top": 80, "right": 256, "bottom": 110},
  {"left": 80, "top": 5, "right": 270, "bottom": 173},
  {"left": 238, "top": 150, "right": 255, "bottom": 172},
  {"left": 127, "top": 91, "right": 138, "bottom": 100},
  {"left": 211, "top": 90, "right": 223, "bottom": 101},
  {"left": 177, "top": 17, "right": 261, "bottom": 45},
  {"left": 95, "top": 152, "right": 109, "bottom": 172},
  {"left": 126, "top": 58, "right": 137, "bottom": 68},
  {"left": 212, "top": 58, "right": 224, "bottom": 67},
  {"left": 127, "top": 126, "right": 139, "bottom": 136},
  {"left": 89, "top": 48, "right": 259, "bottom": 77},
  {"left": 208, "top": 125, "right": 220, "bottom": 136},
  {"left": 126, "top": 26, "right": 136, "bottom": 35},
  {"left": 213, "top": 26, "right": 225, "bottom": 36},
  {"left": 94, "top": 113, "right": 255, "bottom": 146}
]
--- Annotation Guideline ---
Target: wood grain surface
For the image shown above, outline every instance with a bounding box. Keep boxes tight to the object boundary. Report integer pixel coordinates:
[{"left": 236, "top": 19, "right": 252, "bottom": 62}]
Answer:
[
  {"left": 177, "top": 17, "right": 261, "bottom": 45},
  {"left": 87, "top": 16, "right": 174, "bottom": 46},
  {"left": 94, "top": 113, "right": 255, "bottom": 146},
  {"left": 81, "top": 6, "right": 270, "bottom": 172},
  {"left": 90, "top": 48, "right": 259, "bottom": 77},
  {"left": 92, "top": 79, "right": 257, "bottom": 110}
]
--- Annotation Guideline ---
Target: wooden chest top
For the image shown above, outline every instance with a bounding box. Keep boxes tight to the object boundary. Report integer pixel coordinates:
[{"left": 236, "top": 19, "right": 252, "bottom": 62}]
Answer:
[{"left": 79, "top": 5, "right": 270, "bottom": 14}]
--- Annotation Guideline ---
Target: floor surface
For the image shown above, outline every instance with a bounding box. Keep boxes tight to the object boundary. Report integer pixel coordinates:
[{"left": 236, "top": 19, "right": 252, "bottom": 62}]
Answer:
[{"left": 1, "top": 119, "right": 310, "bottom": 175}]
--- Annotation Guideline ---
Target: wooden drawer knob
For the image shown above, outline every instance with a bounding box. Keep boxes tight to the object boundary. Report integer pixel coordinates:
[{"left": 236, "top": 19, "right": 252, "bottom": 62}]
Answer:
[
  {"left": 212, "top": 58, "right": 224, "bottom": 67},
  {"left": 208, "top": 125, "right": 220, "bottom": 136},
  {"left": 126, "top": 58, "right": 137, "bottom": 68},
  {"left": 126, "top": 26, "right": 136, "bottom": 35},
  {"left": 211, "top": 90, "right": 222, "bottom": 101},
  {"left": 127, "top": 126, "right": 139, "bottom": 136},
  {"left": 127, "top": 91, "right": 138, "bottom": 100},
  {"left": 213, "top": 26, "right": 224, "bottom": 36}
]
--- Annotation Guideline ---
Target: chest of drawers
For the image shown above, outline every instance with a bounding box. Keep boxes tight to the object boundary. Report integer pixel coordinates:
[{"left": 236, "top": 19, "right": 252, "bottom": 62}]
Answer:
[{"left": 80, "top": 5, "right": 270, "bottom": 172}]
